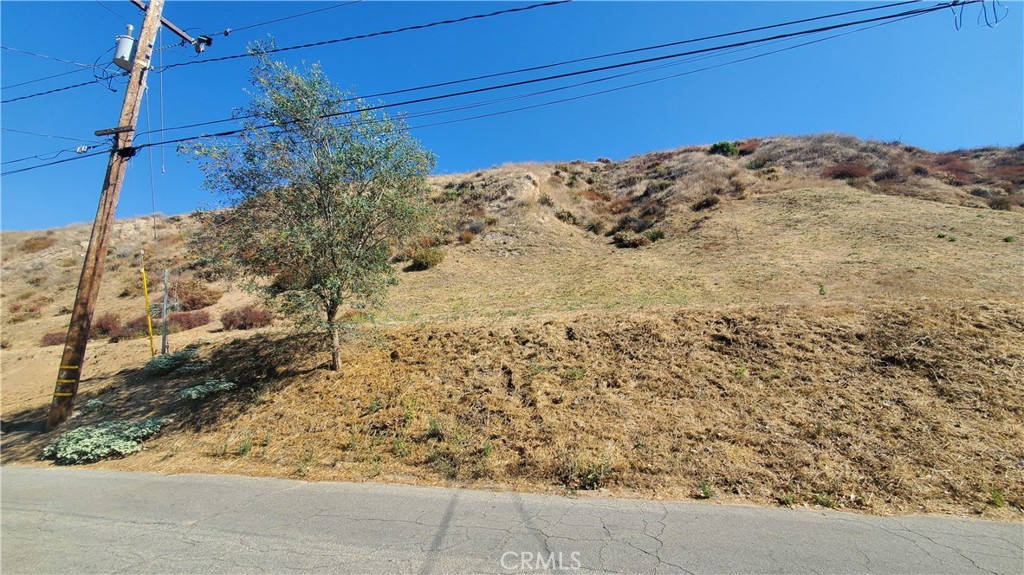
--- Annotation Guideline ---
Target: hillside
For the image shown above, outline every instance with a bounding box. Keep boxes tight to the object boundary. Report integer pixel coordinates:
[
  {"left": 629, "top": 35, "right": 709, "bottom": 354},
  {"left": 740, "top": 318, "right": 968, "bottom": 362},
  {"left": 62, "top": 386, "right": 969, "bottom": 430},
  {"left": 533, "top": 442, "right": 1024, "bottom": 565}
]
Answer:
[{"left": 2, "top": 134, "right": 1022, "bottom": 517}]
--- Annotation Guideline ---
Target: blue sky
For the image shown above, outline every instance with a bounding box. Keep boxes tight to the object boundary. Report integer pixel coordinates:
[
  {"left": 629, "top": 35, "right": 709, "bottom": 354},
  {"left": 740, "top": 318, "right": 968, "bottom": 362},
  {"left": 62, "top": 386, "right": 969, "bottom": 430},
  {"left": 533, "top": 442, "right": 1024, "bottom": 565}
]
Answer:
[{"left": 2, "top": 1, "right": 1022, "bottom": 231}]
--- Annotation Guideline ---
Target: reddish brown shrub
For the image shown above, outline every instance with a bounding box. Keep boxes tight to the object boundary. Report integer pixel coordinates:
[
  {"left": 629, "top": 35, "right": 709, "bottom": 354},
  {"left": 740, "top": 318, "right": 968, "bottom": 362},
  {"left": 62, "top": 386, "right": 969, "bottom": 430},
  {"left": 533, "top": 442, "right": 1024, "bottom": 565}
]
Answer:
[
  {"left": 736, "top": 139, "right": 762, "bottom": 156},
  {"left": 173, "top": 279, "right": 222, "bottom": 311},
  {"left": 821, "top": 162, "right": 872, "bottom": 179},
  {"left": 221, "top": 306, "right": 274, "bottom": 330},
  {"left": 40, "top": 331, "right": 65, "bottom": 347},
  {"left": 167, "top": 310, "right": 211, "bottom": 331},
  {"left": 119, "top": 315, "right": 153, "bottom": 340},
  {"left": 91, "top": 312, "right": 122, "bottom": 340},
  {"left": 21, "top": 237, "right": 55, "bottom": 253}
]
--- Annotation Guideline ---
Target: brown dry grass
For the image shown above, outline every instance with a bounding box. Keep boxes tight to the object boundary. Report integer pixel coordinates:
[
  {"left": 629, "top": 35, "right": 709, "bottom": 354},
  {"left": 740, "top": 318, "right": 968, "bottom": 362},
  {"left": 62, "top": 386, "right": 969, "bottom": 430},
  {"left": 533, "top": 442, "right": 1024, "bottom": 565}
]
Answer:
[{"left": 2, "top": 134, "right": 1022, "bottom": 518}]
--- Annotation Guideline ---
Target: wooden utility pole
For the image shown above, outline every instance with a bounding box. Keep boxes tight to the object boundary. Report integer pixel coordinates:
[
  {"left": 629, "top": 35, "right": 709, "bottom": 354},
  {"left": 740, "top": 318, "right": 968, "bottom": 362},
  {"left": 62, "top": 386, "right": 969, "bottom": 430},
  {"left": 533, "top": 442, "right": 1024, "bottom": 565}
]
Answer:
[{"left": 46, "top": 0, "right": 165, "bottom": 430}]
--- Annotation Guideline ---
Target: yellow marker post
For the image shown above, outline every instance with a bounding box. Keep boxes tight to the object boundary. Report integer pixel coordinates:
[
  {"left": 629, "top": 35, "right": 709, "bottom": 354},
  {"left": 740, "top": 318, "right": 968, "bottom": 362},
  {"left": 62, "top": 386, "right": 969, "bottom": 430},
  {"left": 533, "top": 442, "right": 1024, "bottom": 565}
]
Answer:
[{"left": 141, "top": 267, "right": 156, "bottom": 357}]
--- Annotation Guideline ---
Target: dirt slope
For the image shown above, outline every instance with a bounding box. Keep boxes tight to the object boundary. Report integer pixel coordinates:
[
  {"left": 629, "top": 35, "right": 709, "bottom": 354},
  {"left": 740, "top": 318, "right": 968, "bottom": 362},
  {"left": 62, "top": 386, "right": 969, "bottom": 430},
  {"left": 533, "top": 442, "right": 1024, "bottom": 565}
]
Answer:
[{"left": 2, "top": 134, "right": 1022, "bottom": 518}]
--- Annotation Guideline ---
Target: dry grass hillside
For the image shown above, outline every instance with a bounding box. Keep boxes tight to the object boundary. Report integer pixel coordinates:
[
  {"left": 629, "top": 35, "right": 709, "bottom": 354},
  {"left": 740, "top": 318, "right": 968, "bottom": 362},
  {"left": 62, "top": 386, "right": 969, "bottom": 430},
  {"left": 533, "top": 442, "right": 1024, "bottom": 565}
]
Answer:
[{"left": 2, "top": 134, "right": 1022, "bottom": 518}]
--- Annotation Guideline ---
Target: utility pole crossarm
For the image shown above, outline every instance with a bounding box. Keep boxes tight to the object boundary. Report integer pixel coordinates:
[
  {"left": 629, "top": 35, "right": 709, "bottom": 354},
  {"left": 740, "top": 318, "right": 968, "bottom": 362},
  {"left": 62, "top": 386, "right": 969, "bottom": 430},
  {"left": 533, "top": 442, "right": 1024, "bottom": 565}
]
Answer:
[{"left": 129, "top": 0, "right": 211, "bottom": 53}]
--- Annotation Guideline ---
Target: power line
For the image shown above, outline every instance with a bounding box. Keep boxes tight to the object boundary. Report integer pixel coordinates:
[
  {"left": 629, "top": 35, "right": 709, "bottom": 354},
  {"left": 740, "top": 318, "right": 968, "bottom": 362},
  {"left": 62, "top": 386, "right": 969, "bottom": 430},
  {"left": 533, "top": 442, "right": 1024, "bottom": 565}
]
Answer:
[
  {"left": 0, "top": 0, "right": 978, "bottom": 177},
  {"left": 2, "top": 67, "right": 91, "bottom": 90},
  {"left": 0, "top": 78, "right": 116, "bottom": 104},
  {"left": 136, "top": 0, "right": 929, "bottom": 139},
  {"left": 156, "top": 0, "right": 572, "bottom": 72},
  {"left": 210, "top": 1, "right": 363, "bottom": 37},
  {"left": 95, "top": 0, "right": 131, "bottom": 24},
  {"left": 1, "top": 145, "right": 103, "bottom": 167},
  {"left": 139, "top": 0, "right": 970, "bottom": 146},
  {"left": 0, "top": 149, "right": 109, "bottom": 177},
  {"left": 1, "top": 45, "right": 97, "bottom": 69},
  {"left": 0, "top": 127, "right": 101, "bottom": 144}
]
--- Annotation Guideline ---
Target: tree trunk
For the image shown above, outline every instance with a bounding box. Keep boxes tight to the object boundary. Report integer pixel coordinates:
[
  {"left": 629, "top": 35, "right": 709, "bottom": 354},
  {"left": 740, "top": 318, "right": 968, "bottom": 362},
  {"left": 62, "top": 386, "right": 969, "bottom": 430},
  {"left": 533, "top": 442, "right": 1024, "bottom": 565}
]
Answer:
[{"left": 327, "top": 302, "right": 341, "bottom": 371}]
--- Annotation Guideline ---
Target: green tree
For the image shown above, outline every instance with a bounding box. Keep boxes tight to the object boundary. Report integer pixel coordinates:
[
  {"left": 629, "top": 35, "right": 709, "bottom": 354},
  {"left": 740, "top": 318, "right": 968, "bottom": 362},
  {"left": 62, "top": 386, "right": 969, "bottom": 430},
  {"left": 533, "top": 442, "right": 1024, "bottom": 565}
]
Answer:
[{"left": 186, "top": 51, "right": 435, "bottom": 370}]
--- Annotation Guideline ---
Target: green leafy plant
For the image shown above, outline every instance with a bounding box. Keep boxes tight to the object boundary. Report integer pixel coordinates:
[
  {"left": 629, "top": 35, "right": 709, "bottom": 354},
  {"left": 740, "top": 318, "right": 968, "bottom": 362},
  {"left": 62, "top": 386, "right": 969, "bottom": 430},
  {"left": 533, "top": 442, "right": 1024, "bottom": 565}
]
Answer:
[
  {"left": 708, "top": 141, "right": 739, "bottom": 157},
  {"left": 143, "top": 349, "right": 199, "bottom": 376},
  {"left": 698, "top": 480, "right": 714, "bottom": 499},
  {"left": 179, "top": 379, "right": 236, "bottom": 400},
  {"left": 1003, "top": 236, "right": 1016, "bottom": 243},
  {"left": 645, "top": 228, "right": 665, "bottom": 242},
  {"left": 41, "top": 418, "right": 164, "bottom": 464},
  {"left": 989, "top": 488, "right": 1006, "bottom": 507}
]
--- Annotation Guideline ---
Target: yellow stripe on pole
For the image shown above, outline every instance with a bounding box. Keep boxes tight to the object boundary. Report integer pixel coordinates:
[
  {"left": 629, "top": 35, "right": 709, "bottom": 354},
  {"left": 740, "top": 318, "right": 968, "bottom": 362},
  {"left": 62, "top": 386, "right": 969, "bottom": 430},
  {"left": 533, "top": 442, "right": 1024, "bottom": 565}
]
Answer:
[
  {"left": 141, "top": 266, "right": 156, "bottom": 358},
  {"left": 59, "top": 365, "right": 80, "bottom": 371},
  {"left": 55, "top": 379, "right": 77, "bottom": 384},
  {"left": 52, "top": 392, "right": 74, "bottom": 397}
]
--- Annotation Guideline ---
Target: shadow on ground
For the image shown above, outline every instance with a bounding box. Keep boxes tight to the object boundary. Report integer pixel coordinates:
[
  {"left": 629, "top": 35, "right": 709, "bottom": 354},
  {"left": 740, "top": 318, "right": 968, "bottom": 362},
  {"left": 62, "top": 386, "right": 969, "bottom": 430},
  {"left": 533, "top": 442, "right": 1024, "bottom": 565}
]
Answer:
[{"left": 0, "top": 332, "right": 320, "bottom": 465}]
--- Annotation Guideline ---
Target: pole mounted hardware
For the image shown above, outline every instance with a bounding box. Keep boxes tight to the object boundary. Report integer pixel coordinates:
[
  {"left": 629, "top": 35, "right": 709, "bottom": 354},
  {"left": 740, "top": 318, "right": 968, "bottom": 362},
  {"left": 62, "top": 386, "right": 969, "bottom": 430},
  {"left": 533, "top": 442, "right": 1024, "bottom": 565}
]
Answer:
[{"left": 129, "top": 0, "right": 212, "bottom": 53}]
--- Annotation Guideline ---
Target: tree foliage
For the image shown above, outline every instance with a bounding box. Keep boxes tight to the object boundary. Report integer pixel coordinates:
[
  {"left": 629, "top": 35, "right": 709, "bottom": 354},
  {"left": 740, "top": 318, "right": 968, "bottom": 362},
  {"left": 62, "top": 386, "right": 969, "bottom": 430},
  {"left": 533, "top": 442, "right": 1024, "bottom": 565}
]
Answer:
[{"left": 185, "top": 50, "right": 435, "bottom": 369}]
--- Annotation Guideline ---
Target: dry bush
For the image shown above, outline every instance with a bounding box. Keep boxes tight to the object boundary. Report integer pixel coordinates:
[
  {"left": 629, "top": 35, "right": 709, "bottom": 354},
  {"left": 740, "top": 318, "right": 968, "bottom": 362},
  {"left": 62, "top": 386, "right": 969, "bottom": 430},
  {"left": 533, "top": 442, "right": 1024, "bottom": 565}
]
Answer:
[
  {"left": 613, "top": 231, "right": 650, "bottom": 248},
  {"left": 691, "top": 196, "right": 721, "bottom": 212},
  {"left": 737, "top": 139, "right": 761, "bottom": 156},
  {"left": 21, "top": 237, "right": 55, "bottom": 253},
  {"left": 116, "top": 315, "right": 153, "bottom": 340},
  {"left": 934, "top": 154, "right": 975, "bottom": 185},
  {"left": 119, "top": 274, "right": 159, "bottom": 298},
  {"left": 988, "top": 194, "right": 1024, "bottom": 211},
  {"left": 554, "top": 210, "right": 578, "bottom": 225},
  {"left": 872, "top": 166, "right": 907, "bottom": 183},
  {"left": 91, "top": 312, "right": 122, "bottom": 340},
  {"left": 408, "top": 248, "right": 445, "bottom": 271},
  {"left": 821, "top": 162, "right": 872, "bottom": 179},
  {"left": 458, "top": 230, "right": 476, "bottom": 244},
  {"left": 173, "top": 279, "right": 222, "bottom": 311},
  {"left": 220, "top": 305, "right": 274, "bottom": 331},
  {"left": 40, "top": 331, "right": 65, "bottom": 347},
  {"left": 167, "top": 310, "right": 212, "bottom": 331}
]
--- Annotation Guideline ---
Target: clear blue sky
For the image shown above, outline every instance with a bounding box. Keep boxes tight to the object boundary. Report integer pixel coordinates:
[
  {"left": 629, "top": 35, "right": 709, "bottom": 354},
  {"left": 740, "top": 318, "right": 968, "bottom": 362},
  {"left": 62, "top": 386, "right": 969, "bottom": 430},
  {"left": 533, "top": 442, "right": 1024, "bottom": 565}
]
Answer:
[{"left": 2, "top": 1, "right": 1022, "bottom": 231}]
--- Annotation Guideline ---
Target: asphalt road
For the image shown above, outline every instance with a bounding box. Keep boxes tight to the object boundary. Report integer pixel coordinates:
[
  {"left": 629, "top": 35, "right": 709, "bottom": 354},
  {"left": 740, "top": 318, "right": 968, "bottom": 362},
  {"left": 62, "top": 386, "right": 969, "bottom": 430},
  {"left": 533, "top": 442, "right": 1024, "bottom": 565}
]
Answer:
[{"left": 1, "top": 466, "right": 1021, "bottom": 574}]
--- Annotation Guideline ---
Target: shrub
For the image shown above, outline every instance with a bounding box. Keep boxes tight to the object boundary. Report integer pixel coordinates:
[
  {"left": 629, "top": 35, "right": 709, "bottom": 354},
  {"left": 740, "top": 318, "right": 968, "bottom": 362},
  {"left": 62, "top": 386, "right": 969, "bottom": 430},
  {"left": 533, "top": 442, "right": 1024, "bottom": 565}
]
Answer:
[
  {"left": 118, "top": 314, "right": 153, "bottom": 340},
  {"left": 872, "top": 166, "right": 906, "bottom": 183},
  {"left": 91, "top": 312, "right": 122, "bottom": 340},
  {"left": 41, "top": 331, "right": 65, "bottom": 347},
  {"left": 458, "top": 230, "right": 476, "bottom": 244},
  {"left": 596, "top": 157, "right": 612, "bottom": 164},
  {"left": 988, "top": 194, "right": 1024, "bottom": 210},
  {"left": 584, "top": 219, "right": 605, "bottom": 235},
  {"left": 821, "top": 162, "right": 872, "bottom": 179},
  {"left": 173, "top": 279, "right": 222, "bottom": 311},
  {"left": 912, "top": 165, "right": 930, "bottom": 176},
  {"left": 538, "top": 193, "right": 554, "bottom": 207},
  {"left": 613, "top": 231, "right": 650, "bottom": 249},
  {"left": 736, "top": 139, "right": 761, "bottom": 156},
  {"left": 41, "top": 418, "right": 164, "bottom": 464},
  {"left": 21, "top": 236, "right": 55, "bottom": 253},
  {"left": 645, "top": 228, "right": 665, "bottom": 242},
  {"left": 220, "top": 305, "right": 274, "bottom": 330},
  {"left": 143, "top": 349, "right": 199, "bottom": 376},
  {"left": 708, "top": 141, "right": 739, "bottom": 157},
  {"left": 167, "top": 310, "right": 211, "bottom": 331},
  {"left": 409, "top": 247, "right": 445, "bottom": 271},
  {"left": 554, "top": 210, "right": 578, "bottom": 225},
  {"left": 465, "top": 219, "right": 486, "bottom": 235},
  {"left": 745, "top": 156, "right": 771, "bottom": 170},
  {"left": 180, "top": 379, "right": 236, "bottom": 401},
  {"left": 691, "top": 196, "right": 720, "bottom": 212}
]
